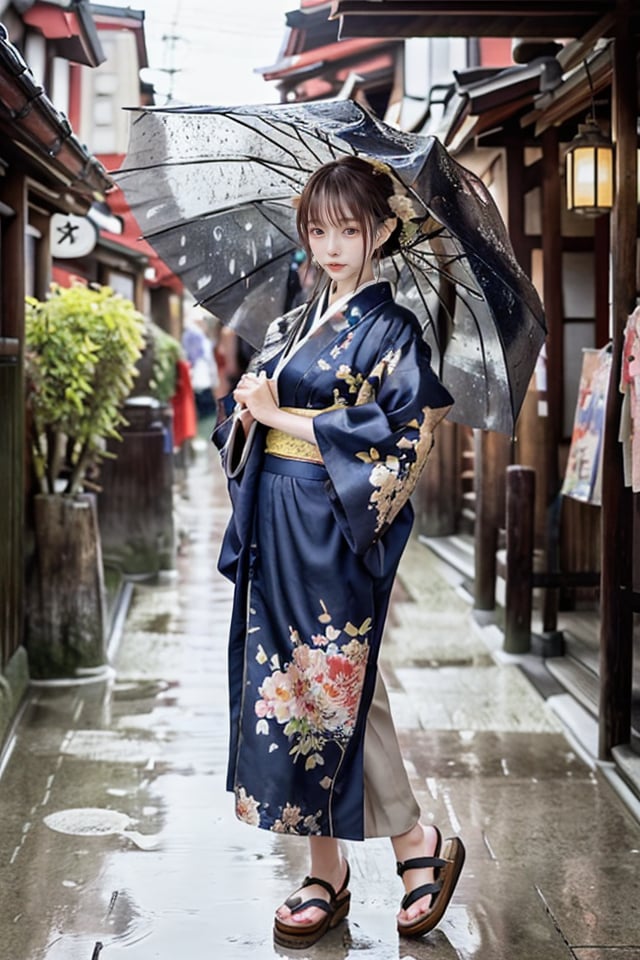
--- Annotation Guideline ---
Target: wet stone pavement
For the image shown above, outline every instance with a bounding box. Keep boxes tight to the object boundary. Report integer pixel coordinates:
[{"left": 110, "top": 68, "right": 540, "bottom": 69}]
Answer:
[{"left": 1, "top": 448, "right": 639, "bottom": 960}]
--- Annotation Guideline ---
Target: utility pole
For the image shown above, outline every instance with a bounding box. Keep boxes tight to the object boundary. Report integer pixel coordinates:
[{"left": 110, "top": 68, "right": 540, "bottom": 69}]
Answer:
[{"left": 159, "top": 29, "right": 183, "bottom": 103}]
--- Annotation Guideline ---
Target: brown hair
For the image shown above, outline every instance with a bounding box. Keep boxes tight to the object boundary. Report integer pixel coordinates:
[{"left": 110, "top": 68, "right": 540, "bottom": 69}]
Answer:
[{"left": 295, "top": 155, "right": 401, "bottom": 267}]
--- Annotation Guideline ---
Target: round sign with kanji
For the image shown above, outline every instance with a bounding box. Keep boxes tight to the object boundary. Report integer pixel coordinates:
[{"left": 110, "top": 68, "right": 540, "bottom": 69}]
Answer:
[{"left": 51, "top": 213, "right": 97, "bottom": 259}]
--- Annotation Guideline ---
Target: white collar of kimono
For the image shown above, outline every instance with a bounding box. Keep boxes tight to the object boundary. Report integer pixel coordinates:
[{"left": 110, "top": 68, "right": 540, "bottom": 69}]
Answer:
[{"left": 273, "top": 279, "right": 380, "bottom": 384}]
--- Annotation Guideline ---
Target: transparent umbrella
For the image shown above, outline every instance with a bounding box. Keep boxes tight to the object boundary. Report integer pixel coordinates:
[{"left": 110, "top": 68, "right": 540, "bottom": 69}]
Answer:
[{"left": 117, "top": 99, "right": 545, "bottom": 433}]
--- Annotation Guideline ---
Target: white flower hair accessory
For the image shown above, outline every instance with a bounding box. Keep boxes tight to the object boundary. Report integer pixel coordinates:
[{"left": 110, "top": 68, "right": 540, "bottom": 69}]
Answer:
[
  {"left": 362, "top": 157, "right": 420, "bottom": 244},
  {"left": 389, "top": 193, "right": 418, "bottom": 243}
]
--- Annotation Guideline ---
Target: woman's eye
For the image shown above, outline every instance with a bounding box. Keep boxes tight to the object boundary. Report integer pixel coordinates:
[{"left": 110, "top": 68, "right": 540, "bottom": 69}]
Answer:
[
  {"left": 344, "top": 227, "right": 358, "bottom": 237},
  {"left": 310, "top": 227, "right": 324, "bottom": 237}
]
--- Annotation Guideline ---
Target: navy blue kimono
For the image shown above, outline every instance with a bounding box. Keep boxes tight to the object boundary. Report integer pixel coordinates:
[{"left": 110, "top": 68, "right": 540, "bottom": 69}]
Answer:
[{"left": 214, "top": 282, "right": 452, "bottom": 840}]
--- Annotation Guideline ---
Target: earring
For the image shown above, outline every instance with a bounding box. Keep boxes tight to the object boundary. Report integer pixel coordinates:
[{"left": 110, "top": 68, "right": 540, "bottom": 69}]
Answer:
[
  {"left": 311, "top": 255, "right": 319, "bottom": 267},
  {"left": 373, "top": 255, "right": 381, "bottom": 281}
]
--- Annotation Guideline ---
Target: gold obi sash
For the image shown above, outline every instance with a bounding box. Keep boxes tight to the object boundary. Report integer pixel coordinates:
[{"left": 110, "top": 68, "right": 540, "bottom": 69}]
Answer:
[{"left": 265, "top": 406, "right": 338, "bottom": 464}]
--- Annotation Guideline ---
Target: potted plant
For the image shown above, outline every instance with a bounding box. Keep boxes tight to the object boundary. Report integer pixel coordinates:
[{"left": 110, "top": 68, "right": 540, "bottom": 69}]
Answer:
[{"left": 24, "top": 282, "right": 145, "bottom": 679}]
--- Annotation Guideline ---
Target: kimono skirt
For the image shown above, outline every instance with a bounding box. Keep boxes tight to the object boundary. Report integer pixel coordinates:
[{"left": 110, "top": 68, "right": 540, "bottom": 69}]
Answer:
[{"left": 216, "top": 283, "right": 453, "bottom": 841}]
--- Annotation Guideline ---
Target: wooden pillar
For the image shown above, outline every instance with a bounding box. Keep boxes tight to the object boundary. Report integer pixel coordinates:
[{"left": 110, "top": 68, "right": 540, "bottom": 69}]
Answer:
[
  {"left": 505, "top": 143, "right": 529, "bottom": 272},
  {"left": 504, "top": 466, "right": 535, "bottom": 653},
  {"left": 540, "top": 127, "right": 564, "bottom": 470},
  {"left": 540, "top": 128, "right": 564, "bottom": 633},
  {"left": 414, "top": 419, "right": 457, "bottom": 537},
  {"left": 0, "top": 171, "right": 27, "bottom": 666},
  {"left": 598, "top": 1, "right": 636, "bottom": 759},
  {"left": 594, "top": 216, "right": 611, "bottom": 348},
  {"left": 474, "top": 429, "right": 509, "bottom": 611},
  {"left": 2, "top": 172, "right": 26, "bottom": 339}
]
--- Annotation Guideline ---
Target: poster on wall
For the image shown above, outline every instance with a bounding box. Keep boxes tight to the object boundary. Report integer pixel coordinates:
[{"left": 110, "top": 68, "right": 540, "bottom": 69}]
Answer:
[
  {"left": 561, "top": 346, "right": 612, "bottom": 505},
  {"left": 619, "top": 305, "right": 640, "bottom": 492}
]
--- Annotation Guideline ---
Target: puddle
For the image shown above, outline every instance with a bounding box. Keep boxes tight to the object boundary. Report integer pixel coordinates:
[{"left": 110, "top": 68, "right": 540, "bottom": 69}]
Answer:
[
  {"left": 113, "top": 679, "right": 174, "bottom": 701},
  {"left": 44, "top": 807, "right": 159, "bottom": 850},
  {"left": 138, "top": 612, "right": 174, "bottom": 632}
]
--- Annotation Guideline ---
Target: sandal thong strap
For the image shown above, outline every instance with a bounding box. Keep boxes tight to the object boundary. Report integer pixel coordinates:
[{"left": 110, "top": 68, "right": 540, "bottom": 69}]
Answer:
[
  {"left": 288, "top": 896, "right": 333, "bottom": 917},
  {"left": 285, "top": 874, "right": 339, "bottom": 915},
  {"left": 401, "top": 880, "right": 442, "bottom": 912},
  {"left": 396, "top": 855, "right": 447, "bottom": 877}
]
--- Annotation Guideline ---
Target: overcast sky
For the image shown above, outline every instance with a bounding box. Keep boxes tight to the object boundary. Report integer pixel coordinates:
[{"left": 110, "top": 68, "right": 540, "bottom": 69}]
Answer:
[{"left": 108, "top": 0, "right": 294, "bottom": 105}]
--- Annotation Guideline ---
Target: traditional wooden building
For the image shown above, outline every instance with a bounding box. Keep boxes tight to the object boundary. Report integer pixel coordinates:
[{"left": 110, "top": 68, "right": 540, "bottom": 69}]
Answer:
[
  {"left": 0, "top": 1, "right": 183, "bottom": 740},
  {"left": 329, "top": 0, "right": 640, "bottom": 807},
  {"left": 51, "top": 3, "right": 184, "bottom": 337},
  {"left": 258, "top": 0, "right": 402, "bottom": 112},
  {"left": 0, "top": 5, "right": 111, "bottom": 740}
]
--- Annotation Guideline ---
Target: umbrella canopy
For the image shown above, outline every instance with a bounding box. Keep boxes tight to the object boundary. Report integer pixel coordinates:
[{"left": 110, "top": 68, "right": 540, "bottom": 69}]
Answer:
[{"left": 117, "top": 99, "right": 545, "bottom": 433}]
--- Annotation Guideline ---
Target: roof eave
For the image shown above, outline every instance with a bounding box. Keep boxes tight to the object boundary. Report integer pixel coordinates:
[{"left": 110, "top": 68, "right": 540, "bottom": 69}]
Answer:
[
  {"left": 22, "top": 0, "right": 106, "bottom": 67},
  {"left": 0, "top": 30, "right": 111, "bottom": 207}
]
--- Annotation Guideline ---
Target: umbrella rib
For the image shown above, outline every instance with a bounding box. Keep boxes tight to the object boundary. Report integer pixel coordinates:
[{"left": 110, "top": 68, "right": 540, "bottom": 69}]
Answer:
[
  {"left": 225, "top": 113, "right": 332, "bottom": 172},
  {"left": 194, "top": 245, "right": 297, "bottom": 306},
  {"left": 417, "top": 222, "right": 544, "bottom": 328},
  {"left": 120, "top": 156, "right": 315, "bottom": 176},
  {"left": 143, "top": 197, "right": 298, "bottom": 243},
  {"left": 457, "top": 289, "right": 509, "bottom": 424},
  {"left": 400, "top": 253, "right": 448, "bottom": 357},
  {"left": 406, "top": 258, "right": 495, "bottom": 422},
  {"left": 250, "top": 156, "right": 314, "bottom": 189},
  {"left": 253, "top": 114, "right": 357, "bottom": 167},
  {"left": 251, "top": 199, "right": 298, "bottom": 237},
  {"left": 408, "top": 240, "right": 484, "bottom": 299},
  {"left": 228, "top": 111, "right": 360, "bottom": 170},
  {"left": 401, "top": 245, "right": 507, "bottom": 419}
]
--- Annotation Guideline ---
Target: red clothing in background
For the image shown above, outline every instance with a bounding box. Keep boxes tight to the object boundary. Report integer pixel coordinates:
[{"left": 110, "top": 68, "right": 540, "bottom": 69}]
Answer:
[{"left": 171, "top": 359, "right": 197, "bottom": 448}]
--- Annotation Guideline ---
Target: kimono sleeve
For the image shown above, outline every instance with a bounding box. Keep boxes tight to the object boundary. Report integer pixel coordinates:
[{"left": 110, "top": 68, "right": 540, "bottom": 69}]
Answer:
[
  {"left": 313, "top": 322, "right": 453, "bottom": 558},
  {"left": 211, "top": 408, "right": 266, "bottom": 582}
]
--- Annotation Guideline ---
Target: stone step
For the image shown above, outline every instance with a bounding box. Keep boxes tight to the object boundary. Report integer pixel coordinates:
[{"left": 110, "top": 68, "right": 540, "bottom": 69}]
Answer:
[
  {"left": 545, "top": 651, "right": 599, "bottom": 718},
  {"left": 421, "top": 533, "right": 475, "bottom": 582}
]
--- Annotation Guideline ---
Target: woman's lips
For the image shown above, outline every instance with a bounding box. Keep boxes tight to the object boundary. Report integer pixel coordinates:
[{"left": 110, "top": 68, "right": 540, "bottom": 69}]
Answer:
[{"left": 326, "top": 263, "right": 345, "bottom": 270}]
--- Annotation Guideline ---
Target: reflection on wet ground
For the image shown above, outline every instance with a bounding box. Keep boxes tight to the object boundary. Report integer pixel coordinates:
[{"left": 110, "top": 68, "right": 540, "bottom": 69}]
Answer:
[{"left": 0, "top": 448, "right": 639, "bottom": 959}]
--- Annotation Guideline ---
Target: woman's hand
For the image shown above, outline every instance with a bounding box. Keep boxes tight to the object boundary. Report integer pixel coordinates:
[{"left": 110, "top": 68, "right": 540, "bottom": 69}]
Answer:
[
  {"left": 233, "top": 371, "right": 316, "bottom": 445},
  {"left": 233, "top": 372, "right": 278, "bottom": 427}
]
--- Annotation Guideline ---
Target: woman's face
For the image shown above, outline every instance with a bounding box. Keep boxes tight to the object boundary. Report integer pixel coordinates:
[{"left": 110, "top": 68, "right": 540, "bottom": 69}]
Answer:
[{"left": 307, "top": 211, "right": 372, "bottom": 298}]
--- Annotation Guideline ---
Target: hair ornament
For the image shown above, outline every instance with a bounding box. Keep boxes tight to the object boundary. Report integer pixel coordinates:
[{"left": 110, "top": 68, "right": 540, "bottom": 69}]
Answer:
[
  {"left": 365, "top": 157, "right": 392, "bottom": 177},
  {"left": 387, "top": 193, "right": 419, "bottom": 242},
  {"left": 361, "top": 156, "right": 420, "bottom": 244}
]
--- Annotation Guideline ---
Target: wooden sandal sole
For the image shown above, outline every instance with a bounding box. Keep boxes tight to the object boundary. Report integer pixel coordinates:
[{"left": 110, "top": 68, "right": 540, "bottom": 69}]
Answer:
[
  {"left": 397, "top": 836, "right": 465, "bottom": 938},
  {"left": 273, "top": 891, "right": 351, "bottom": 949}
]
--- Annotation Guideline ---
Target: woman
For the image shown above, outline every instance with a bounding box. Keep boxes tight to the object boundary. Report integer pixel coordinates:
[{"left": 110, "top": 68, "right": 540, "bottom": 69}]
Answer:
[{"left": 213, "top": 155, "right": 464, "bottom": 948}]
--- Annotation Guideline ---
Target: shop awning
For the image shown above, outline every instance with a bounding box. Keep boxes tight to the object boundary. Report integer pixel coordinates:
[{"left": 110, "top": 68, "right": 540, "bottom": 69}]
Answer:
[
  {"left": 259, "top": 36, "right": 387, "bottom": 80},
  {"left": 330, "top": 1, "right": 635, "bottom": 40},
  {"left": 522, "top": 40, "right": 614, "bottom": 134}
]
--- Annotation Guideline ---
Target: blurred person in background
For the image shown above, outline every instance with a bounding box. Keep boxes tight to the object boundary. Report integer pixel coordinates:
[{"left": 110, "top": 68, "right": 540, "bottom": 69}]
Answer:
[{"left": 182, "top": 310, "right": 219, "bottom": 422}]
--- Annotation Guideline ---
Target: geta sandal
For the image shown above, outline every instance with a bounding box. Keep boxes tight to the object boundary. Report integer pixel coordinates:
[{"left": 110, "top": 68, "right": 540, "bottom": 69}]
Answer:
[
  {"left": 273, "top": 860, "right": 351, "bottom": 949},
  {"left": 396, "top": 833, "right": 465, "bottom": 938}
]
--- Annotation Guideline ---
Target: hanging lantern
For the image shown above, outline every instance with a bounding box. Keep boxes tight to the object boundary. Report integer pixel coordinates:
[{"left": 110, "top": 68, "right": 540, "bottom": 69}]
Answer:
[{"left": 565, "top": 118, "right": 615, "bottom": 217}]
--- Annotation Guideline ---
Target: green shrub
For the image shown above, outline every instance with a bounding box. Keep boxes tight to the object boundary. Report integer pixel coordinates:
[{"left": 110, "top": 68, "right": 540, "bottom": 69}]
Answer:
[
  {"left": 25, "top": 283, "right": 145, "bottom": 495},
  {"left": 147, "top": 321, "right": 181, "bottom": 403}
]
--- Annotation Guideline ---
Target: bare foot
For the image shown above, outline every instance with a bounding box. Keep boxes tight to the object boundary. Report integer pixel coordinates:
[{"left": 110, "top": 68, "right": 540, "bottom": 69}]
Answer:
[
  {"left": 394, "top": 822, "right": 440, "bottom": 925},
  {"left": 275, "top": 858, "right": 348, "bottom": 928}
]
